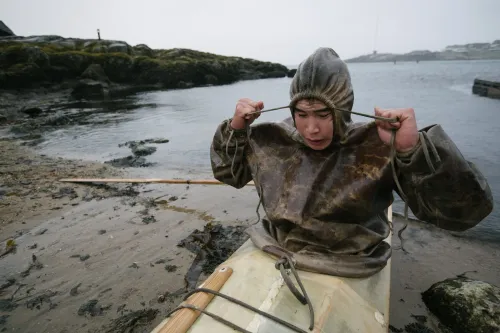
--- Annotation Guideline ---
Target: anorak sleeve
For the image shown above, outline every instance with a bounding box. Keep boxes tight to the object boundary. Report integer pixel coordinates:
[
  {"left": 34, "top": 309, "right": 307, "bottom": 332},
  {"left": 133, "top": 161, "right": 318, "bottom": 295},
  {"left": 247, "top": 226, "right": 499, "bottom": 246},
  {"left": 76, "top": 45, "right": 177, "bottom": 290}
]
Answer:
[
  {"left": 210, "top": 119, "right": 253, "bottom": 188},
  {"left": 394, "top": 124, "right": 493, "bottom": 231}
]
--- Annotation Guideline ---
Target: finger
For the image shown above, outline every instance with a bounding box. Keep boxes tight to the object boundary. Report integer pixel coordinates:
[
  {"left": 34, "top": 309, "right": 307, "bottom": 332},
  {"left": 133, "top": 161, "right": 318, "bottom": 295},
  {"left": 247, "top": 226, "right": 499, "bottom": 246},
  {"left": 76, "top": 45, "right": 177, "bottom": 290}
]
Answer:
[
  {"left": 249, "top": 100, "right": 263, "bottom": 110},
  {"left": 239, "top": 98, "right": 253, "bottom": 104}
]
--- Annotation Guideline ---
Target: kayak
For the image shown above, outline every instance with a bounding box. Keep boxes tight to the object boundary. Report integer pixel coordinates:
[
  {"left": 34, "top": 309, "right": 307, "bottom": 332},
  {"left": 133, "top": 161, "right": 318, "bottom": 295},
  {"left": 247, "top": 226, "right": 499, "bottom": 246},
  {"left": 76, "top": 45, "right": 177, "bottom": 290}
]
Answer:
[{"left": 151, "top": 207, "right": 393, "bottom": 333}]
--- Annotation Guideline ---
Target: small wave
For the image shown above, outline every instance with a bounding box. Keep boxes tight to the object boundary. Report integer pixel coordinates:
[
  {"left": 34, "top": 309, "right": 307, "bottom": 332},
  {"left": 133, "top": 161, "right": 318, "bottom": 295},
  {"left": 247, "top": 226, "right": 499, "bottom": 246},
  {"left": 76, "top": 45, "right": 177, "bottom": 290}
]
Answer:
[{"left": 449, "top": 84, "right": 472, "bottom": 95}]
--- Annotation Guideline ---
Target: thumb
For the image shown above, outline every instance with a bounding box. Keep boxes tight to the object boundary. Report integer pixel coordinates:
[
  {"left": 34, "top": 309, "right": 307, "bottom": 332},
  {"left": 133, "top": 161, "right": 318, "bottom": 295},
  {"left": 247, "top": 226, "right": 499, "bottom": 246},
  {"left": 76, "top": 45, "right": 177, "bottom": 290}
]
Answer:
[
  {"left": 256, "top": 101, "right": 264, "bottom": 110},
  {"left": 374, "top": 106, "right": 383, "bottom": 116}
]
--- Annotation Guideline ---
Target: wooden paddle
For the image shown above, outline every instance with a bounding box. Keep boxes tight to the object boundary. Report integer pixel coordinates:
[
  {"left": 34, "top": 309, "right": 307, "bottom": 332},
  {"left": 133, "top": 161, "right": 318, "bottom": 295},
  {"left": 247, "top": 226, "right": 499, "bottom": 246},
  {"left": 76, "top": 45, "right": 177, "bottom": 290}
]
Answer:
[{"left": 58, "top": 178, "right": 255, "bottom": 186}]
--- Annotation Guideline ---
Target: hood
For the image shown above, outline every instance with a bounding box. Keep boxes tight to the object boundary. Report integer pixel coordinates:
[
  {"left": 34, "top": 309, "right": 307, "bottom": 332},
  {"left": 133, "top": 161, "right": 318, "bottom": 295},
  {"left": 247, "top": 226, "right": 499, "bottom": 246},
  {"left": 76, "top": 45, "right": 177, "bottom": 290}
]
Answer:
[{"left": 289, "top": 47, "right": 354, "bottom": 140}]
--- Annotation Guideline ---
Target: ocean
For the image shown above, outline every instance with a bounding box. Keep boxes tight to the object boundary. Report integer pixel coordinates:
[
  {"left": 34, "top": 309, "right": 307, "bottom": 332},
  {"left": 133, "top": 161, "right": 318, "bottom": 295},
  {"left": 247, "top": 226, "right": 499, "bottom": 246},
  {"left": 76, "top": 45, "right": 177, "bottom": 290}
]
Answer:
[{"left": 36, "top": 59, "right": 500, "bottom": 243}]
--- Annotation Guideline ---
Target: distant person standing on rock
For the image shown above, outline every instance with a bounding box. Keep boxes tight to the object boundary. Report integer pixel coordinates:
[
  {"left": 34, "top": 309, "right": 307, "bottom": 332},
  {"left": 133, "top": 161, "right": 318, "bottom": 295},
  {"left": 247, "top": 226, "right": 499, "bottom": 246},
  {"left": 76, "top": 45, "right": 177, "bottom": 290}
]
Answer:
[
  {"left": 209, "top": 47, "right": 494, "bottom": 278},
  {"left": 97, "top": 29, "right": 101, "bottom": 40}
]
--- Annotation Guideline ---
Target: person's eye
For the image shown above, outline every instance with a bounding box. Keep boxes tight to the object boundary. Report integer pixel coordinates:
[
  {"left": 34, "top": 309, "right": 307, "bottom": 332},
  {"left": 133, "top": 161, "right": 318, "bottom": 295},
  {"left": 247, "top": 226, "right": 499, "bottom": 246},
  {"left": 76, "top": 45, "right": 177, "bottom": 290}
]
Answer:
[
  {"left": 297, "top": 113, "right": 307, "bottom": 118},
  {"left": 317, "top": 112, "right": 330, "bottom": 118}
]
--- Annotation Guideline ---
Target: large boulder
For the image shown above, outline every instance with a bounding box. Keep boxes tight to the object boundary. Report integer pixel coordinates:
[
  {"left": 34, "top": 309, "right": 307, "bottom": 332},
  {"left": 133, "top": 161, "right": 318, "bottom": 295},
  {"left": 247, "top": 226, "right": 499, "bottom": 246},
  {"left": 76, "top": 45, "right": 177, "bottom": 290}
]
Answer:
[
  {"left": 0, "top": 45, "right": 50, "bottom": 69},
  {"left": 133, "top": 44, "right": 153, "bottom": 57},
  {"left": 80, "top": 64, "right": 110, "bottom": 83},
  {"left": 1, "top": 63, "right": 46, "bottom": 88},
  {"left": 108, "top": 43, "right": 130, "bottom": 54},
  {"left": 422, "top": 276, "right": 500, "bottom": 333},
  {"left": 71, "top": 79, "right": 109, "bottom": 99}
]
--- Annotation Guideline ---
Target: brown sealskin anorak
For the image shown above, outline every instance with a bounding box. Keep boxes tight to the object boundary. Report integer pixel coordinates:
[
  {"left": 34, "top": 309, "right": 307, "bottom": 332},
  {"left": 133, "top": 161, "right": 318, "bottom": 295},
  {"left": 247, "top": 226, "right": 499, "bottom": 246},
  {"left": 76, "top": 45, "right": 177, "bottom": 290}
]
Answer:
[{"left": 210, "top": 47, "right": 493, "bottom": 278}]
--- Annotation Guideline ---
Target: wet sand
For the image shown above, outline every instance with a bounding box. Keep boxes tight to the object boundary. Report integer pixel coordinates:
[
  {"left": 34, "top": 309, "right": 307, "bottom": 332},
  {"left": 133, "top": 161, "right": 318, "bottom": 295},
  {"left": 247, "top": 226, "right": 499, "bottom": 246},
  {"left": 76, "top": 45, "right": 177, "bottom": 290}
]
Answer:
[{"left": 1, "top": 141, "right": 499, "bottom": 333}]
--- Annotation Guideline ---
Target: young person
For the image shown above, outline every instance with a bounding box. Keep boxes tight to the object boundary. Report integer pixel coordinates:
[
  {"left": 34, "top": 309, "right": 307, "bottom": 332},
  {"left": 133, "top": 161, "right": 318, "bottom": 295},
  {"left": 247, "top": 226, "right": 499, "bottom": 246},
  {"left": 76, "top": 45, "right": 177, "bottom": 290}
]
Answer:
[{"left": 209, "top": 47, "right": 493, "bottom": 277}]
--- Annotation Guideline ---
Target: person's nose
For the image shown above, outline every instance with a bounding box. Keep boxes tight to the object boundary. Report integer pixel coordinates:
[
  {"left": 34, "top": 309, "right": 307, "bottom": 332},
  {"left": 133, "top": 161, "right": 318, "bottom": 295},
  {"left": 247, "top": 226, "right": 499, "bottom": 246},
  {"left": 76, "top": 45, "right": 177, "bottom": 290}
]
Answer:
[{"left": 306, "top": 117, "right": 320, "bottom": 135}]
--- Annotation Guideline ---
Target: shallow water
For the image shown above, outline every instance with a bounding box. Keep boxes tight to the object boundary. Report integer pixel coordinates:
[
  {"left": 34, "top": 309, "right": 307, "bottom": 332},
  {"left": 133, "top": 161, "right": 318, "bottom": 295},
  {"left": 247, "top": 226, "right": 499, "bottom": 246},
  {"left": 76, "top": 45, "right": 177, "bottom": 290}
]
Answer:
[{"left": 36, "top": 59, "right": 500, "bottom": 242}]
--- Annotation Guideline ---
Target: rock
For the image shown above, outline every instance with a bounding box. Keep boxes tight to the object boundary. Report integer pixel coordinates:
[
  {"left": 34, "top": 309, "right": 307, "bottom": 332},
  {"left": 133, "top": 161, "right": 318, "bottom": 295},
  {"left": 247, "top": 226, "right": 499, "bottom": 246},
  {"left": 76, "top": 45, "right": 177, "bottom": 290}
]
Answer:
[
  {"left": 141, "top": 216, "right": 156, "bottom": 224},
  {"left": 422, "top": 276, "right": 500, "bottom": 333},
  {"left": 1, "top": 63, "right": 46, "bottom": 89},
  {"left": 108, "top": 43, "right": 129, "bottom": 54},
  {"left": 105, "top": 155, "right": 154, "bottom": 168},
  {"left": 131, "top": 145, "right": 156, "bottom": 157},
  {"left": 70, "top": 283, "right": 82, "bottom": 296},
  {"left": 0, "top": 314, "right": 8, "bottom": 326},
  {"left": 71, "top": 79, "right": 109, "bottom": 99},
  {"left": 91, "top": 45, "right": 108, "bottom": 53},
  {"left": 0, "top": 299, "right": 17, "bottom": 312},
  {"left": 51, "top": 187, "right": 77, "bottom": 199},
  {"left": 150, "top": 138, "right": 169, "bottom": 144},
  {"left": 177, "top": 81, "right": 194, "bottom": 89},
  {"left": 21, "top": 107, "right": 43, "bottom": 117},
  {"left": 0, "top": 45, "right": 50, "bottom": 69},
  {"left": 205, "top": 74, "right": 218, "bottom": 85},
  {"left": 26, "top": 290, "right": 57, "bottom": 310},
  {"left": 133, "top": 44, "right": 153, "bottom": 57},
  {"left": 52, "top": 40, "right": 76, "bottom": 50},
  {"left": 80, "top": 64, "right": 110, "bottom": 83},
  {"left": 77, "top": 299, "right": 110, "bottom": 316},
  {"left": 34, "top": 228, "right": 48, "bottom": 236},
  {"left": 155, "top": 259, "right": 168, "bottom": 264},
  {"left": 472, "top": 78, "right": 500, "bottom": 100},
  {"left": 262, "top": 70, "right": 287, "bottom": 78},
  {"left": 287, "top": 69, "right": 297, "bottom": 78},
  {"left": 118, "top": 138, "right": 169, "bottom": 147},
  {"left": 165, "top": 265, "right": 177, "bottom": 272}
]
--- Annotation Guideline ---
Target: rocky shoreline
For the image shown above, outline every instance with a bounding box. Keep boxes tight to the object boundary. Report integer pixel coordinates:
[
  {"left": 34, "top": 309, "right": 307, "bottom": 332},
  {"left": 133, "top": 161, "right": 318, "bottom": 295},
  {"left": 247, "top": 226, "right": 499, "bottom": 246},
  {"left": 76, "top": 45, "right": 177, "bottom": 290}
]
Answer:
[{"left": 0, "top": 35, "right": 295, "bottom": 96}]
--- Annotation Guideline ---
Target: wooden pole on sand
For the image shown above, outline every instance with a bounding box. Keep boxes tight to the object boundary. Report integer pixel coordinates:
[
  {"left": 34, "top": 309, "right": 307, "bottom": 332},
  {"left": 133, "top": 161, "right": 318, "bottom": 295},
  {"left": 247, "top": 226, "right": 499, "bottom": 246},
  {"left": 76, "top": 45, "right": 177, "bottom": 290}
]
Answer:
[{"left": 58, "top": 178, "right": 255, "bottom": 186}]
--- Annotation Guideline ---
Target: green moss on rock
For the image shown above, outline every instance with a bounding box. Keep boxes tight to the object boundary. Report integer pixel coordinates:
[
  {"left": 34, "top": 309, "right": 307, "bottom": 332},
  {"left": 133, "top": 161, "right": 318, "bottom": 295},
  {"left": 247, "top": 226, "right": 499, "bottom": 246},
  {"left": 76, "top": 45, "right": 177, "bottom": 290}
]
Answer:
[
  {"left": 0, "top": 37, "right": 290, "bottom": 90},
  {"left": 422, "top": 276, "right": 500, "bottom": 333}
]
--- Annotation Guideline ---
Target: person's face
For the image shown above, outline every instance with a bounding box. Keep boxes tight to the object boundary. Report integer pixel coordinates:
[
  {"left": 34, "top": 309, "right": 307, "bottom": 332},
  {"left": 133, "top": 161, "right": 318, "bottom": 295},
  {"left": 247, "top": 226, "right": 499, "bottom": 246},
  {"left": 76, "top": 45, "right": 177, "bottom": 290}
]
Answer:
[{"left": 293, "top": 99, "right": 334, "bottom": 150}]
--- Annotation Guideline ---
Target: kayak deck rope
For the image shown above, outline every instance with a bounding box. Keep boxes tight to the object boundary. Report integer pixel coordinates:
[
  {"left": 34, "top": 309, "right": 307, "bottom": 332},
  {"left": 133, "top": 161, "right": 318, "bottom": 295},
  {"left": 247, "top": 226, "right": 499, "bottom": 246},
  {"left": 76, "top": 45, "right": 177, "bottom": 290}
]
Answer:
[
  {"left": 167, "top": 304, "right": 254, "bottom": 333},
  {"left": 275, "top": 254, "right": 315, "bottom": 330},
  {"left": 167, "top": 283, "right": 309, "bottom": 333}
]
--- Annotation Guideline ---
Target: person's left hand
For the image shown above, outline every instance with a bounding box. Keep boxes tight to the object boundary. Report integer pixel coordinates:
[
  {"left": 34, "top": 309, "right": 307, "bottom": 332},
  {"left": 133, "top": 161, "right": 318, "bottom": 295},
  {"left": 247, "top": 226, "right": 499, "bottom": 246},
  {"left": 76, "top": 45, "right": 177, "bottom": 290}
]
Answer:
[{"left": 374, "top": 107, "right": 419, "bottom": 153}]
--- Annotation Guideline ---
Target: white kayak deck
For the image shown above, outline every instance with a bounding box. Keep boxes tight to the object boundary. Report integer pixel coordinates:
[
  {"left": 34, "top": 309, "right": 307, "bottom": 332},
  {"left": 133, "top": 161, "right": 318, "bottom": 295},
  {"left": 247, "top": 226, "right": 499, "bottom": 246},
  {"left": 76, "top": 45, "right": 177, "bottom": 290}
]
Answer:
[{"left": 152, "top": 209, "right": 392, "bottom": 333}]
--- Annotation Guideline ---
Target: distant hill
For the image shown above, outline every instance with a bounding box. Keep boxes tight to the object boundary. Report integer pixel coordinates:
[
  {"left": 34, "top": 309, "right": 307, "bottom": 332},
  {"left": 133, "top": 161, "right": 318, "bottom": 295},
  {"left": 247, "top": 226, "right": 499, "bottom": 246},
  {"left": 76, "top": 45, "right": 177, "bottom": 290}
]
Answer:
[{"left": 345, "top": 40, "right": 500, "bottom": 63}]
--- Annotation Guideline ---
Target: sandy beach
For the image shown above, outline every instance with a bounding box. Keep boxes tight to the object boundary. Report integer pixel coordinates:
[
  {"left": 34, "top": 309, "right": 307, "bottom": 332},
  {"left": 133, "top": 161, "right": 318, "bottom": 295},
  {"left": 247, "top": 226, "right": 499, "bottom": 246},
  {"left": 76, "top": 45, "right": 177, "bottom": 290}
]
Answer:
[{"left": 0, "top": 138, "right": 498, "bottom": 333}]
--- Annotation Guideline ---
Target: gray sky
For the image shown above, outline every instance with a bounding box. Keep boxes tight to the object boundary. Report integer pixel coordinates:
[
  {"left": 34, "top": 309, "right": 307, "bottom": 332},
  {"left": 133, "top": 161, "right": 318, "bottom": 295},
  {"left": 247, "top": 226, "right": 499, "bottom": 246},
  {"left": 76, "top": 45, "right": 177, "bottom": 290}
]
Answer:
[{"left": 2, "top": 0, "right": 499, "bottom": 65}]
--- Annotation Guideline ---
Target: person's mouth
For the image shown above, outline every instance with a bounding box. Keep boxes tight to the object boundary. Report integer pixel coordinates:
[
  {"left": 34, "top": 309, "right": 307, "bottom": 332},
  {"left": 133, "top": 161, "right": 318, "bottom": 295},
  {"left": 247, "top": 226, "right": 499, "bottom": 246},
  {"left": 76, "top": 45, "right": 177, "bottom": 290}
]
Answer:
[{"left": 306, "top": 138, "right": 325, "bottom": 147}]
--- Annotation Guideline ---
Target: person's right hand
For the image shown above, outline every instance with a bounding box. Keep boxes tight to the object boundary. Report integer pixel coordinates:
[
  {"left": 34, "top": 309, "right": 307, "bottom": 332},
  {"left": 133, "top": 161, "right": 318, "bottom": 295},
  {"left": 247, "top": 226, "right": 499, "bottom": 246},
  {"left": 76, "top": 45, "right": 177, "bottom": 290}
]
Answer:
[{"left": 230, "top": 98, "right": 264, "bottom": 130}]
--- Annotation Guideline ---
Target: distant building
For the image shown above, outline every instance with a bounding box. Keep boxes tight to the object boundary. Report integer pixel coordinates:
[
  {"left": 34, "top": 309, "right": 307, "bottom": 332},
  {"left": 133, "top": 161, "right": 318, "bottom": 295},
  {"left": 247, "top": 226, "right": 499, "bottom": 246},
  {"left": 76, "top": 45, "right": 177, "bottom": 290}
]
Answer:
[{"left": 0, "top": 21, "right": 15, "bottom": 37}]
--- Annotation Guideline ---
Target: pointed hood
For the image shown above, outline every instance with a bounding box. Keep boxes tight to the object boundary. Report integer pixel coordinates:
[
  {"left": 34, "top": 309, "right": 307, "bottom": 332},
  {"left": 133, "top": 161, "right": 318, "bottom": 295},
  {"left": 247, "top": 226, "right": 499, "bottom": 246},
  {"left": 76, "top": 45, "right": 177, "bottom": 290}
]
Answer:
[{"left": 289, "top": 47, "right": 354, "bottom": 140}]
